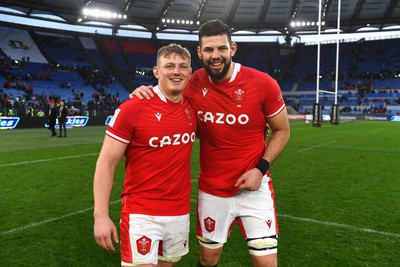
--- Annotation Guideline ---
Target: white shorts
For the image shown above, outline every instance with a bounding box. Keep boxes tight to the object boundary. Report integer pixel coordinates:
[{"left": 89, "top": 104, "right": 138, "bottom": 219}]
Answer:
[
  {"left": 197, "top": 175, "right": 278, "bottom": 244},
  {"left": 120, "top": 213, "right": 190, "bottom": 266}
]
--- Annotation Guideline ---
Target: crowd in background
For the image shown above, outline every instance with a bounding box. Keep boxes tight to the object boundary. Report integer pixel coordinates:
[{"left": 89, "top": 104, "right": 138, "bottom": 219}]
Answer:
[{"left": 1, "top": 35, "right": 400, "bottom": 117}]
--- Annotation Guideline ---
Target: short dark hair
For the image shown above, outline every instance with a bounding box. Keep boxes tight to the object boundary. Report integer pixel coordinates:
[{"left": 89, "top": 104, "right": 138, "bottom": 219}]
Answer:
[{"left": 198, "top": 19, "right": 232, "bottom": 45}]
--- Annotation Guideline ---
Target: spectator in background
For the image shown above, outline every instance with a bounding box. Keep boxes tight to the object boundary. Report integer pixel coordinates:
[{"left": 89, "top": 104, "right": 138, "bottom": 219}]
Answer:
[
  {"left": 57, "top": 100, "right": 68, "bottom": 137},
  {"left": 47, "top": 102, "right": 57, "bottom": 137},
  {"left": 37, "top": 109, "right": 45, "bottom": 117},
  {"left": 26, "top": 105, "right": 34, "bottom": 117},
  {"left": 7, "top": 107, "right": 13, "bottom": 116}
]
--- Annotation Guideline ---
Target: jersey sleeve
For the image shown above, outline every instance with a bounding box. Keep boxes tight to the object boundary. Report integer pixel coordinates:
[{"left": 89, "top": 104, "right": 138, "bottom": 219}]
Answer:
[
  {"left": 106, "top": 99, "right": 139, "bottom": 144},
  {"left": 259, "top": 74, "right": 286, "bottom": 118}
]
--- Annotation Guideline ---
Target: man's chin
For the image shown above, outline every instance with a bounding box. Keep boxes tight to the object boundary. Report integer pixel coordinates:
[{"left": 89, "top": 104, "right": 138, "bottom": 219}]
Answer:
[
  {"left": 209, "top": 71, "right": 225, "bottom": 80},
  {"left": 170, "top": 88, "right": 184, "bottom": 94},
  {"left": 206, "top": 64, "right": 229, "bottom": 80}
]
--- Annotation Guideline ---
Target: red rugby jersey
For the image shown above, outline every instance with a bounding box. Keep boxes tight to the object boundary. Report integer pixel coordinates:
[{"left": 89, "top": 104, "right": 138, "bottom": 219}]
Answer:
[
  {"left": 106, "top": 86, "right": 197, "bottom": 215},
  {"left": 185, "top": 63, "right": 285, "bottom": 197}
]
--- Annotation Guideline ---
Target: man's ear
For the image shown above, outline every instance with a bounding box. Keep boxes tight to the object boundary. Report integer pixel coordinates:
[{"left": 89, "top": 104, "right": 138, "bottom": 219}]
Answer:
[
  {"left": 153, "top": 66, "right": 159, "bottom": 79},
  {"left": 231, "top": 42, "right": 237, "bottom": 57},
  {"left": 197, "top": 46, "right": 202, "bottom": 60}
]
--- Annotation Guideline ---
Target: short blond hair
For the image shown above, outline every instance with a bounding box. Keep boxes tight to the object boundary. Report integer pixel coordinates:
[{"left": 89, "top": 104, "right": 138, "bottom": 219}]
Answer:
[{"left": 157, "top": 43, "right": 191, "bottom": 65}]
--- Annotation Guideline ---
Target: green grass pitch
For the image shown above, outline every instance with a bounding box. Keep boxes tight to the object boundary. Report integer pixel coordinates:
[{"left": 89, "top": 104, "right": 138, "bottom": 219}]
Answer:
[{"left": 0, "top": 121, "right": 399, "bottom": 266}]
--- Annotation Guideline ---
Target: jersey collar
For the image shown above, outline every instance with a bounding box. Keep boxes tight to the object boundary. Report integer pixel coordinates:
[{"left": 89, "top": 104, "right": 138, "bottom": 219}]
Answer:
[
  {"left": 153, "top": 85, "right": 167, "bottom": 103},
  {"left": 153, "top": 85, "right": 184, "bottom": 104}
]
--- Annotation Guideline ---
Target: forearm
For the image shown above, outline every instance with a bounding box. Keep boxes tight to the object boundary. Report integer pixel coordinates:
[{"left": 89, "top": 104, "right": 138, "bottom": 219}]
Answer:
[
  {"left": 263, "top": 128, "right": 290, "bottom": 166},
  {"left": 93, "top": 160, "right": 116, "bottom": 219},
  {"left": 239, "top": 129, "right": 289, "bottom": 189}
]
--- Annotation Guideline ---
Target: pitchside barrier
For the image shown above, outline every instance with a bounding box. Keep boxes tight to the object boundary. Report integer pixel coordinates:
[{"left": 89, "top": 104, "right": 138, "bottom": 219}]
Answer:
[
  {"left": 0, "top": 115, "right": 104, "bottom": 130},
  {"left": 2, "top": 114, "right": 399, "bottom": 130},
  {"left": 288, "top": 114, "right": 400, "bottom": 123}
]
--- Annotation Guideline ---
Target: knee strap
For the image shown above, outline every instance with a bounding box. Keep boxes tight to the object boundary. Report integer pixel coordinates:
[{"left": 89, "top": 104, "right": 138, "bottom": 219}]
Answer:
[
  {"left": 158, "top": 255, "right": 181, "bottom": 263},
  {"left": 197, "top": 236, "right": 223, "bottom": 249},
  {"left": 247, "top": 235, "right": 278, "bottom": 256}
]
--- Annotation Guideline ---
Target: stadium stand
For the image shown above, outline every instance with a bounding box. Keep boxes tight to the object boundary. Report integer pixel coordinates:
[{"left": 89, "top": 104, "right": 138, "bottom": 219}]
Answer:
[{"left": 1, "top": 25, "right": 399, "bottom": 118}]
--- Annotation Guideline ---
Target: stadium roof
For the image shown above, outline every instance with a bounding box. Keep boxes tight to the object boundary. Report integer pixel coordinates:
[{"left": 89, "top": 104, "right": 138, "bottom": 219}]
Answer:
[{"left": 0, "top": 0, "right": 399, "bottom": 39}]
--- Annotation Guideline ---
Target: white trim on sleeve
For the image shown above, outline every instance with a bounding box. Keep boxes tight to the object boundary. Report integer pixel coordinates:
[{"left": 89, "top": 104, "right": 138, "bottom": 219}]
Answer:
[
  {"left": 266, "top": 104, "right": 286, "bottom": 118},
  {"left": 106, "top": 130, "right": 130, "bottom": 144}
]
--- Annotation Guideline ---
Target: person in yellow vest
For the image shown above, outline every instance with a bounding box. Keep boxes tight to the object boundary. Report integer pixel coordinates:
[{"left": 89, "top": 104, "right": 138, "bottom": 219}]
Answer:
[
  {"left": 27, "top": 106, "right": 34, "bottom": 117},
  {"left": 37, "top": 109, "right": 45, "bottom": 117}
]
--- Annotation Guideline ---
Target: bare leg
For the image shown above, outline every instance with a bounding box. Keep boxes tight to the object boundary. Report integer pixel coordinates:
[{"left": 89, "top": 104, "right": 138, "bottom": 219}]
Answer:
[
  {"left": 198, "top": 244, "right": 223, "bottom": 266},
  {"left": 158, "top": 260, "right": 175, "bottom": 267},
  {"left": 250, "top": 253, "right": 277, "bottom": 267}
]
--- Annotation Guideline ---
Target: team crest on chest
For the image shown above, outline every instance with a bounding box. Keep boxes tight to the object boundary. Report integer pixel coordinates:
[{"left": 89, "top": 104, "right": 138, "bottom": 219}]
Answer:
[
  {"left": 184, "top": 108, "right": 193, "bottom": 125},
  {"left": 233, "top": 88, "right": 246, "bottom": 103}
]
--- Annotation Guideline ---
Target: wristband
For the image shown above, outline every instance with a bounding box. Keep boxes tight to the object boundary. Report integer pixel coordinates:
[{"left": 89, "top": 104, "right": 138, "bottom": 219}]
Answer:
[{"left": 255, "top": 159, "right": 270, "bottom": 174}]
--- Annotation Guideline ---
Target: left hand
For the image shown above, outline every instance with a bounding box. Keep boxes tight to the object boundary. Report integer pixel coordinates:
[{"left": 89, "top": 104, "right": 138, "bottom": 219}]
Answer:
[
  {"left": 129, "top": 85, "right": 154, "bottom": 100},
  {"left": 234, "top": 168, "right": 263, "bottom": 191},
  {"left": 94, "top": 215, "right": 119, "bottom": 251}
]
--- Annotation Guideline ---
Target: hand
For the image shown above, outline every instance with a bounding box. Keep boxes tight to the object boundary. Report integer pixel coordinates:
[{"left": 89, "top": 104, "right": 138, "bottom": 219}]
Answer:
[
  {"left": 94, "top": 215, "right": 119, "bottom": 251},
  {"left": 234, "top": 168, "right": 263, "bottom": 191},
  {"left": 129, "top": 85, "right": 154, "bottom": 100}
]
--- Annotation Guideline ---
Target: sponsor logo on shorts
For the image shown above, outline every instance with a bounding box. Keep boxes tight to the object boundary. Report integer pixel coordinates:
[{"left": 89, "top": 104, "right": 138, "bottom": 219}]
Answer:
[
  {"left": 136, "top": 235, "right": 151, "bottom": 255},
  {"left": 204, "top": 217, "right": 216, "bottom": 233}
]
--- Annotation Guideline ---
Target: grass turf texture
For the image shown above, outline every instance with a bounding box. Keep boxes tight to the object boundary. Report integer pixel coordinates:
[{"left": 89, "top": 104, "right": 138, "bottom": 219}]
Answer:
[{"left": 0, "top": 121, "right": 399, "bottom": 266}]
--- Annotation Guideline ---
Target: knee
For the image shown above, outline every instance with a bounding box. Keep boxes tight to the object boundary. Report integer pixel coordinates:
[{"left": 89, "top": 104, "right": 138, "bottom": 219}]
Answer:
[
  {"left": 199, "top": 250, "right": 220, "bottom": 266},
  {"left": 198, "top": 239, "right": 223, "bottom": 266}
]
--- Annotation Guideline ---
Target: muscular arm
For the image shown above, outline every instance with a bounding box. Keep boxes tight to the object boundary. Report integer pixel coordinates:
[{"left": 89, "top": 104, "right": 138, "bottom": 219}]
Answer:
[
  {"left": 263, "top": 107, "right": 290, "bottom": 165},
  {"left": 235, "top": 108, "right": 290, "bottom": 190},
  {"left": 93, "top": 135, "right": 127, "bottom": 251}
]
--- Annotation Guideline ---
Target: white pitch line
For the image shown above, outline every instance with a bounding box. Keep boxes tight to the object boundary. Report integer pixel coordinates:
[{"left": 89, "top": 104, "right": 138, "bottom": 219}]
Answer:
[
  {"left": 279, "top": 214, "right": 400, "bottom": 238},
  {"left": 0, "top": 200, "right": 120, "bottom": 235},
  {"left": 0, "top": 153, "right": 99, "bottom": 167},
  {"left": 1, "top": 200, "right": 399, "bottom": 239},
  {"left": 298, "top": 140, "right": 337, "bottom": 152}
]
